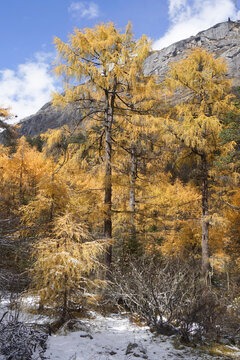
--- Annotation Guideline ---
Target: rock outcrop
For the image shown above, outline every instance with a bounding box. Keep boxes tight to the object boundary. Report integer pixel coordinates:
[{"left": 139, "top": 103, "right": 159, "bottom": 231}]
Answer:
[
  {"left": 17, "top": 101, "right": 82, "bottom": 138},
  {"left": 13, "top": 20, "right": 240, "bottom": 139},
  {"left": 144, "top": 20, "right": 240, "bottom": 86}
]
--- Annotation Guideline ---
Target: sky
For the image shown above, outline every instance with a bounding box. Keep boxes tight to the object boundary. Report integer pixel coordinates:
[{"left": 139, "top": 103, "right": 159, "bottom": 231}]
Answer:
[{"left": 0, "top": 0, "right": 239, "bottom": 120}]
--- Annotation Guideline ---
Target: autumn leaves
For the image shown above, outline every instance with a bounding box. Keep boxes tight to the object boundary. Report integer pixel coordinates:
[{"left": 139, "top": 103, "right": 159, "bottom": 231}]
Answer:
[{"left": 0, "top": 23, "right": 239, "bottom": 318}]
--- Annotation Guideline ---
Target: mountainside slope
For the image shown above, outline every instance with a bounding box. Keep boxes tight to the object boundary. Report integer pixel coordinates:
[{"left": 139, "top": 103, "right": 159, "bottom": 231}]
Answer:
[
  {"left": 16, "top": 20, "right": 240, "bottom": 138},
  {"left": 144, "top": 20, "right": 240, "bottom": 85}
]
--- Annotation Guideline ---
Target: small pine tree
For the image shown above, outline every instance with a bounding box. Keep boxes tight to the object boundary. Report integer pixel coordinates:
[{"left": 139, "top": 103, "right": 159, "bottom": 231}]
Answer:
[{"left": 29, "top": 213, "right": 106, "bottom": 321}]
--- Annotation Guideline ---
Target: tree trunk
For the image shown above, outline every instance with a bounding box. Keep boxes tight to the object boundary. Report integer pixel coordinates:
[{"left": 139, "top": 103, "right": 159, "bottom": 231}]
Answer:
[
  {"left": 19, "top": 139, "right": 24, "bottom": 206},
  {"left": 49, "top": 171, "right": 55, "bottom": 221},
  {"left": 129, "top": 144, "right": 138, "bottom": 253},
  {"left": 62, "top": 285, "right": 68, "bottom": 322},
  {"left": 62, "top": 241, "right": 68, "bottom": 322},
  {"left": 104, "top": 102, "right": 112, "bottom": 268},
  {"left": 201, "top": 153, "right": 210, "bottom": 287},
  {"left": 104, "top": 82, "right": 116, "bottom": 269}
]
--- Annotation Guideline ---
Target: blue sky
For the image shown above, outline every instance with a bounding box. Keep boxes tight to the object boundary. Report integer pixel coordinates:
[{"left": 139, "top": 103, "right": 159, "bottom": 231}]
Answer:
[
  {"left": 0, "top": 0, "right": 239, "bottom": 120},
  {"left": 0, "top": 0, "right": 169, "bottom": 70}
]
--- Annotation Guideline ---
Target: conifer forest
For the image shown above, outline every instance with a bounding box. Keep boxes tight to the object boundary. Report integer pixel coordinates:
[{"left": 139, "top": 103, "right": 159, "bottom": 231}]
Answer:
[{"left": 1, "top": 22, "right": 240, "bottom": 359}]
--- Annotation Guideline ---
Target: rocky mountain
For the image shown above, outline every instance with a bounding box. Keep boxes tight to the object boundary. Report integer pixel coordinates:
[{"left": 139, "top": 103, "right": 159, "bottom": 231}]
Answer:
[
  {"left": 17, "top": 101, "right": 82, "bottom": 138},
  {"left": 13, "top": 20, "right": 240, "bottom": 139},
  {"left": 144, "top": 20, "right": 240, "bottom": 85}
]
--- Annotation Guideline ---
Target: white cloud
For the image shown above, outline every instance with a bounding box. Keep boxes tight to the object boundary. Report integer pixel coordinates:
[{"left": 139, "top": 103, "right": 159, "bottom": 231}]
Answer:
[
  {"left": 0, "top": 52, "right": 58, "bottom": 120},
  {"left": 68, "top": 2, "right": 99, "bottom": 19},
  {"left": 153, "top": 0, "right": 238, "bottom": 50},
  {"left": 169, "top": 0, "right": 189, "bottom": 22}
]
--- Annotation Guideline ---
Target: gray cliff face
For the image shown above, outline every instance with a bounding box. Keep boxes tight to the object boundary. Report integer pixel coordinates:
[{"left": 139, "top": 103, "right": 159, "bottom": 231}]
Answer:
[
  {"left": 17, "top": 21, "right": 240, "bottom": 138},
  {"left": 144, "top": 21, "right": 240, "bottom": 85},
  {"left": 18, "top": 101, "right": 82, "bottom": 138}
]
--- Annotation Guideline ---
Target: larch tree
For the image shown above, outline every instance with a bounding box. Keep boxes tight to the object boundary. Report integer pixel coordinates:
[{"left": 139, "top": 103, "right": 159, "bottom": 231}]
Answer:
[
  {"left": 218, "top": 93, "right": 240, "bottom": 172},
  {"left": 1, "top": 137, "right": 52, "bottom": 210},
  {"left": 112, "top": 112, "right": 169, "bottom": 255},
  {"left": 0, "top": 108, "right": 11, "bottom": 218},
  {"left": 165, "top": 48, "right": 236, "bottom": 285},
  {"left": 30, "top": 213, "right": 106, "bottom": 322},
  {"left": 52, "top": 22, "right": 157, "bottom": 268},
  {"left": 110, "top": 114, "right": 148, "bottom": 254},
  {"left": 20, "top": 130, "right": 72, "bottom": 234}
]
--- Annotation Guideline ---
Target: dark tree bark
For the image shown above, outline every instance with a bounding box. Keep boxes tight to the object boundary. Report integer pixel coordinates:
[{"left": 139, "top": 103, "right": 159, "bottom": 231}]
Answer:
[
  {"left": 201, "top": 153, "right": 210, "bottom": 287},
  {"left": 19, "top": 140, "right": 24, "bottom": 206},
  {"left": 49, "top": 172, "right": 55, "bottom": 221},
  {"left": 104, "top": 80, "right": 117, "bottom": 270},
  {"left": 61, "top": 285, "right": 68, "bottom": 322},
  {"left": 129, "top": 144, "right": 138, "bottom": 252},
  {"left": 104, "top": 96, "right": 112, "bottom": 268},
  {"left": 62, "top": 240, "right": 68, "bottom": 322}
]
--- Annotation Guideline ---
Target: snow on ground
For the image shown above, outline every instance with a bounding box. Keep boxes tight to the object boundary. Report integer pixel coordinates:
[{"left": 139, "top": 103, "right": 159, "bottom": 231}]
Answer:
[
  {"left": 0, "top": 294, "right": 238, "bottom": 360},
  {"left": 45, "top": 312, "right": 225, "bottom": 360}
]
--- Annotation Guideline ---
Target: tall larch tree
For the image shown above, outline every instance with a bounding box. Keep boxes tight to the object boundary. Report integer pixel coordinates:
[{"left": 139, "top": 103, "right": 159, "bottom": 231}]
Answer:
[
  {"left": 52, "top": 23, "right": 157, "bottom": 268},
  {"left": 165, "top": 48, "right": 236, "bottom": 285},
  {"left": 111, "top": 111, "right": 168, "bottom": 255}
]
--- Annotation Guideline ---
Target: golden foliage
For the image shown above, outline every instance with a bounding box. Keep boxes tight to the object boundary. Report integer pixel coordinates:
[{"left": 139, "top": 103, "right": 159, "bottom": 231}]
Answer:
[
  {"left": 30, "top": 213, "right": 106, "bottom": 312},
  {"left": 166, "top": 47, "right": 236, "bottom": 156},
  {"left": 52, "top": 22, "right": 153, "bottom": 107},
  {"left": 1, "top": 28, "right": 240, "bottom": 313},
  {"left": 0, "top": 107, "right": 10, "bottom": 118},
  {"left": 51, "top": 22, "right": 162, "bottom": 141},
  {"left": 0, "top": 138, "right": 51, "bottom": 211}
]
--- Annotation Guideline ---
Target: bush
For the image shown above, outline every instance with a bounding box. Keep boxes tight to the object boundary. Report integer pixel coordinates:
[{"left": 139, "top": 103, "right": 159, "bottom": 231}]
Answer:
[
  {"left": 0, "top": 312, "right": 48, "bottom": 360},
  {"left": 109, "top": 256, "right": 226, "bottom": 342}
]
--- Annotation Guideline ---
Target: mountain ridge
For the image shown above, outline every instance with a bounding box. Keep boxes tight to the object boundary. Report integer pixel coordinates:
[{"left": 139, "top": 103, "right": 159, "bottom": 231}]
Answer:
[{"left": 11, "top": 20, "right": 240, "bottom": 139}]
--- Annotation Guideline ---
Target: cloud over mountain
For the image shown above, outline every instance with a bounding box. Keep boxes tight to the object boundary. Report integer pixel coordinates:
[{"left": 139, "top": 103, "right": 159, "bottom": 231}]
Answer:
[
  {"left": 0, "top": 52, "right": 57, "bottom": 120},
  {"left": 153, "top": 0, "right": 239, "bottom": 50}
]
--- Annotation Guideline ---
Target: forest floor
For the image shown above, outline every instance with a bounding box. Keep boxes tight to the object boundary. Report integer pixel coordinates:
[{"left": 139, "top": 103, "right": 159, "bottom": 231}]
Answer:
[
  {"left": 45, "top": 311, "right": 238, "bottom": 360},
  {"left": 0, "top": 293, "right": 240, "bottom": 360}
]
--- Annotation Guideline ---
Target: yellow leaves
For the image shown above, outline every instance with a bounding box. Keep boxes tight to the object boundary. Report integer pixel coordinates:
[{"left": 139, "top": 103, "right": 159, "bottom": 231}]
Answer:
[
  {"left": 21, "top": 169, "right": 69, "bottom": 230},
  {"left": 143, "top": 180, "right": 201, "bottom": 257},
  {"left": 52, "top": 22, "right": 153, "bottom": 115},
  {"left": 30, "top": 212, "right": 107, "bottom": 307},
  {"left": 168, "top": 47, "right": 231, "bottom": 99},
  {"left": 210, "top": 253, "right": 231, "bottom": 273},
  {"left": 53, "top": 212, "right": 90, "bottom": 242},
  {"left": 0, "top": 107, "right": 10, "bottom": 118},
  {"left": 168, "top": 112, "right": 222, "bottom": 153},
  {"left": 146, "top": 179, "right": 200, "bottom": 212},
  {"left": 116, "top": 174, "right": 202, "bottom": 257},
  {"left": 42, "top": 128, "right": 67, "bottom": 155},
  {"left": 166, "top": 47, "right": 236, "bottom": 160},
  {"left": 1, "top": 137, "right": 49, "bottom": 195},
  {"left": 161, "top": 224, "right": 201, "bottom": 258},
  {"left": 168, "top": 48, "right": 229, "bottom": 92},
  {"left": 206, "top": 212, "right": 225, "bottom": 227},
  {"left": 52, "top": 91, "right": 67, "bottom": 108}
]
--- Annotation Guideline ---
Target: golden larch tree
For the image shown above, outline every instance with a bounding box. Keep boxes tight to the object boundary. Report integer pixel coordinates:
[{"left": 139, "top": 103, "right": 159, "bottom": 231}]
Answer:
[
  {"left": 52, "top": 22, "right": 157, "bottom": 268},
  {"left": 30, "top": 213, "right": 106, "bottom": 322},
  {"left": 165, "top": 48, "right": 236, "bottom": 285}
]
